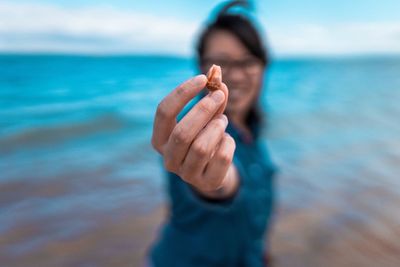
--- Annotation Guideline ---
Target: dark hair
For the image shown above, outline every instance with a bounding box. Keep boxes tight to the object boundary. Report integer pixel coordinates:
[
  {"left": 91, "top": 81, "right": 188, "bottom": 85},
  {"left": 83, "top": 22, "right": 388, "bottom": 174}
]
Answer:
[{"left": 196, "top": 0, "right": 269, "bottom": 139}]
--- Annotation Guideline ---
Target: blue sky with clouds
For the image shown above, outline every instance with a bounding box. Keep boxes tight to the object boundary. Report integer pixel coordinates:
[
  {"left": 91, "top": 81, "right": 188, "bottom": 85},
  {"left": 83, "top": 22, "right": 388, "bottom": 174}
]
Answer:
[{"left": 1, "top": 0, "right": 399, "bottom": 56}]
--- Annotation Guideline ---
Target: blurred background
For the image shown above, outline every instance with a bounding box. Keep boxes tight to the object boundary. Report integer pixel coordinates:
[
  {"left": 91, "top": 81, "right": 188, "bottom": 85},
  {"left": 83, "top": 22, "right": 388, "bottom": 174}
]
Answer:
[{"left": 0, "top": 0, "right": 399, "bottom": 266}]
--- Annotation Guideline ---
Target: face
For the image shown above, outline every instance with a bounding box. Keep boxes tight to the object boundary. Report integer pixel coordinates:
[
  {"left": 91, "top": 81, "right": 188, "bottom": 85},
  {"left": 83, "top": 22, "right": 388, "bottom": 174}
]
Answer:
[{"left": 200, "top": 30, "right": 265, "bottom": 118}]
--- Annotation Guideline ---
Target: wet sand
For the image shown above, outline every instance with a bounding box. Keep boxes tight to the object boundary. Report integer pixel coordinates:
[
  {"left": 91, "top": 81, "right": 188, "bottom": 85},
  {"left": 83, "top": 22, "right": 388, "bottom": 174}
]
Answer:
[
  {"left": 265, "top": 94, "right": 400, "bottom": 266},
  {"left": 1, "top": 208, "right": 165, "bottom": 267},
  {"left": 270, "top": 186, "right": 400, "bottom": 267},
  {"left": 3, "top": 169, "right": 399, "bottom": 267},
  {"left": 0, "top": 188, "right": 166, "bottom": 267}
]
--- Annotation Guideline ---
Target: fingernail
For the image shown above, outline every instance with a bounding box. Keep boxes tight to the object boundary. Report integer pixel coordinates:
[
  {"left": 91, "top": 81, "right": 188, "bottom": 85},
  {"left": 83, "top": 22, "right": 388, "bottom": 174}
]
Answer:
[
  {"left": 219, "top": 114, "right": 228, "bottom": 125},
  {"left": 193, "top": 74, "right": 205, "bottom": 85},
  {"left": 211, "top": 90, "right": 224, "bottom": 103},
  {"left": 222, "top": 114, "right": 228, "bottom": 124}
]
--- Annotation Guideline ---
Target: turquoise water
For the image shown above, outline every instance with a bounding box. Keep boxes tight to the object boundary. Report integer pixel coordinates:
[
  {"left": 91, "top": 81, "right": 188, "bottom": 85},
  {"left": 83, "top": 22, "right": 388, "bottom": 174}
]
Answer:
[
  {"left": 0, "top": 55, "right": 193, "bottom": 179},
  {"left": 1, "top": 55, "right": 400, "bottom": 265}
]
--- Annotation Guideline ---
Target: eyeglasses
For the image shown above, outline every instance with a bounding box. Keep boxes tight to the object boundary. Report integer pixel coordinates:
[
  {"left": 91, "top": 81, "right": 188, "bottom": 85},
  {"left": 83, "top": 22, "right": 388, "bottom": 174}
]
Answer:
[{"left": 201, "top": 57, "right": 263, "bottom": 77}]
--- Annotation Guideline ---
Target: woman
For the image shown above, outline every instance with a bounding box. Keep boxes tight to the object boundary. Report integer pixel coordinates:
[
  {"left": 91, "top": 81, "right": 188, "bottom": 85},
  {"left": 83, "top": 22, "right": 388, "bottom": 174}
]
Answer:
[{"left": 148, "top": 1, "right": 276, "bottom": 266}]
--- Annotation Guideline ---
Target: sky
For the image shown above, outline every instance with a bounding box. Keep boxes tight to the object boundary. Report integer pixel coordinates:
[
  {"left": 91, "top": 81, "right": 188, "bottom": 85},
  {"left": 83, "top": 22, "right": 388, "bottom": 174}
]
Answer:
[{"left": 0, "top": 0, "right": 399, "bottom": 57}]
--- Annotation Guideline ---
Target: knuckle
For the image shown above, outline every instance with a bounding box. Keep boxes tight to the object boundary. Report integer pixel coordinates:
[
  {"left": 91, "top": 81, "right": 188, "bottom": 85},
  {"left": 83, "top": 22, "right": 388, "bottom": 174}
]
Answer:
[
  {"left": 225, "top": 135, "right": 236, "bottom": 148},
  {"left": 198, "top": 100, "right": 215, "bottom": 115},
  {"left": 175, "top": 84, "right": 189, "bottom": 98},
  {"left": 213, "top": 118, "right": 227, "bottom": 132},
  {"left": 216, "top": 152, "right": 233, "bottom": 165},
  {"left": 156, "top": 101, "right": 169, "bottom": 119},
  {"left": 163, "top": 157, "right": 177, "bottom": 173},
  {"left": 181, "top": 172, "right": 196, "bottom": 185},
  {"left": 192, "top": 142, "right": 209, "bottom": 158},
  {"left": 171, "top": 126, "right": 190, "bottom": 145},
  {"left": 151, "top": 137, "right": 160, "bottom": 152}
]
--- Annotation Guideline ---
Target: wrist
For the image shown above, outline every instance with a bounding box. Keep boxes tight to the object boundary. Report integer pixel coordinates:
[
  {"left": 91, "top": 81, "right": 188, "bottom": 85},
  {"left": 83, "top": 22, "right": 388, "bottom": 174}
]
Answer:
[{"left": 196, "top": 164, "right": 239, "bottom": 200}]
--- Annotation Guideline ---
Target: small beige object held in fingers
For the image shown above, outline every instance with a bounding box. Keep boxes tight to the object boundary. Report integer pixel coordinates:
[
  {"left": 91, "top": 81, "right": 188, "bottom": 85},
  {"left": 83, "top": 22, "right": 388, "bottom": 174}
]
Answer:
[
  {"left": 206, "top": 64, "right": 228, "bottom": 114},
  {"left": 206, "top": 64, "right": 222, "bottom": 91},
  {"left": 151, "top": 68, "right": 237, "bottom": 196}
]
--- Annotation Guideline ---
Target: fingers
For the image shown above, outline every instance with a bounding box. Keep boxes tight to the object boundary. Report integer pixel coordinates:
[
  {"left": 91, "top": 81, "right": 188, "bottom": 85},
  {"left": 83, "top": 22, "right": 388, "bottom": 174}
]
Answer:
[
  {"left": 217, "top": 83, "right": 229, "bottom": 115},
  {"left": 179, "top": 114, "right": 228, "bottom": 185},
  {"left": 202, "top": 133, "right": 236, "bottom": 190},
  {"left": 163, "top": 90, "right": 226, "bottom": 172},
  {"left": 152, "top": 74, "right": 208, "bottom": 154}
]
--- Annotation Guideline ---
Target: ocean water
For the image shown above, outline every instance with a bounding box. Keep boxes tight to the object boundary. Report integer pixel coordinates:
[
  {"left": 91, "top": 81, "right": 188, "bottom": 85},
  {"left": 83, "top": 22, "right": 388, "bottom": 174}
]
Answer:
[{"left": 1, "top": 55, "right": 399, "bottom": 266}]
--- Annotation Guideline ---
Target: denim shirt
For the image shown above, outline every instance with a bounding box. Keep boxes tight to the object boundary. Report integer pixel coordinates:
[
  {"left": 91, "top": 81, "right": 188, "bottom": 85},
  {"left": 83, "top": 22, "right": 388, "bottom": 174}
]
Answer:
[{"left": 149, "top": 120, "right": 277, "bottom": 267}]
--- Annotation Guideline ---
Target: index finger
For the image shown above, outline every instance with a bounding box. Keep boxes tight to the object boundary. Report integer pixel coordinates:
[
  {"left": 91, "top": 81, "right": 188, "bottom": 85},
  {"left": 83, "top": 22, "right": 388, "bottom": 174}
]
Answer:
[{"left": 152, "top": 74, "right": 208, "bottom": 154}]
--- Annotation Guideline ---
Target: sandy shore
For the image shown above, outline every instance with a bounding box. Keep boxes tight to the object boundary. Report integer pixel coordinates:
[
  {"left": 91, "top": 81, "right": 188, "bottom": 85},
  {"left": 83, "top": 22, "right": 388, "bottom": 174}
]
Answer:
[
  {"left": 2, "top": 176, "right": 400, "bottom": 267},
  {"left": 0, "top": 200, "right": 166, "bottom": 267},
  {"left": 270, "top": 186, "right": 400, "bottom": 267}
]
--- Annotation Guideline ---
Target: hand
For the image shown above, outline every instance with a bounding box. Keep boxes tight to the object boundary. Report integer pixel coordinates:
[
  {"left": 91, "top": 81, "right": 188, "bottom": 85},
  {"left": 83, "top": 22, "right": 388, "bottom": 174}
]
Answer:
[{"left": 151, "top": 74, "right": 238, "bottom": 198}]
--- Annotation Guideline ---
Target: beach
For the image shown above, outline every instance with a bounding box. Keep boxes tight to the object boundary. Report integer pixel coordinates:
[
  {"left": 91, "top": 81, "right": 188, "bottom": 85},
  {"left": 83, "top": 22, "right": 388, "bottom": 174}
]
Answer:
[{"left": 1, "top": 55, "right": 399, "bottom": 266}]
